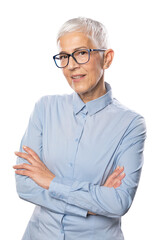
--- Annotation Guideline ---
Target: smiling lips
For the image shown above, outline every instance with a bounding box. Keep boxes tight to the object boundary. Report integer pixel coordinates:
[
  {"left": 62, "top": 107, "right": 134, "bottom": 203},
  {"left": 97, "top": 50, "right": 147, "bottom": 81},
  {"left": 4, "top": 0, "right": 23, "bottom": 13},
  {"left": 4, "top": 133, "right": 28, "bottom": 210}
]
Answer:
[{"left": 71, "top": 74, "right": 86, "bottom": 82}]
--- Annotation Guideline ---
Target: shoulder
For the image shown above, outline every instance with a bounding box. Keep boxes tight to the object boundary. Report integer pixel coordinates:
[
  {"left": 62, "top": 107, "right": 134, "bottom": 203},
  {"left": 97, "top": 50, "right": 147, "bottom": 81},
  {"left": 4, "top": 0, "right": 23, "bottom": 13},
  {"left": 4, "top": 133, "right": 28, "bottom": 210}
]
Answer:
[
  {"left": 115, "top": 98, "right": 146, "bottom": 138},
  {"left": 36, "top": 93, "right": 73, "bottom": 108},
  {"left": 33, "top": 93, "right": 73, "bottom": 117},
  {"left": 112, "top": 97, "right": 138, "bottom": 114},
  {"left": 112, "top": 97, "right": 145, "bottom": 119},
  {"left": 30, "top": 93, "right": 73, "bottom": 124},
  {"left": 111, "top": 98, "right": 147, "bottom": 136}
]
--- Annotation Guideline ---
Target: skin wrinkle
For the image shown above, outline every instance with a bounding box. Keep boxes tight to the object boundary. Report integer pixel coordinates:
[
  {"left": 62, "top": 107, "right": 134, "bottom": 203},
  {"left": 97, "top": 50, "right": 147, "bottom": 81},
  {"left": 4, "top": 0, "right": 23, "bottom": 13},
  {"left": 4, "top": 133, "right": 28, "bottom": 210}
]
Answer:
[{"left": 57, "top": 32, "right": 114, "bottom": 103}]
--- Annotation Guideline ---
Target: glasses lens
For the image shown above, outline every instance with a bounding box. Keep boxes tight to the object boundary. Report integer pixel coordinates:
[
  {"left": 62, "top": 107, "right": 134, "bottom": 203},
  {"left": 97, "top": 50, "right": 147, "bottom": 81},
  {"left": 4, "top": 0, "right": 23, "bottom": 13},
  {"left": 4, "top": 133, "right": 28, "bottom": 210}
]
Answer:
[
  {"left": 73, "top": 49, "right": 89, "bottom": 64},
  {"left": 55, "top": 54, "right": 68, "bottom": 68}
]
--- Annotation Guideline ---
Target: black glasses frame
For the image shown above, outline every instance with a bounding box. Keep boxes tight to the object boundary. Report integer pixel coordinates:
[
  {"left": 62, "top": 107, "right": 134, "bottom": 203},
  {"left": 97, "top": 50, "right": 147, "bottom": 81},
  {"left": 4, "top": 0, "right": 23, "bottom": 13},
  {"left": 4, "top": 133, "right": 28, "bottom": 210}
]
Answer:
[{"left": 53, "top": 48, "right": 107, "bottom": 68}]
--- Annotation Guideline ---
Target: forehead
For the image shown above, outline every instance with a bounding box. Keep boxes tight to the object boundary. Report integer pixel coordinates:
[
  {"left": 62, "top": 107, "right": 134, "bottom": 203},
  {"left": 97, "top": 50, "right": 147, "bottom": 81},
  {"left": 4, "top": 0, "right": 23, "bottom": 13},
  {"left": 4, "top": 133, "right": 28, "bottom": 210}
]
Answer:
[{"left": 58, "top": 32, "right": 96, "bottom": 53}]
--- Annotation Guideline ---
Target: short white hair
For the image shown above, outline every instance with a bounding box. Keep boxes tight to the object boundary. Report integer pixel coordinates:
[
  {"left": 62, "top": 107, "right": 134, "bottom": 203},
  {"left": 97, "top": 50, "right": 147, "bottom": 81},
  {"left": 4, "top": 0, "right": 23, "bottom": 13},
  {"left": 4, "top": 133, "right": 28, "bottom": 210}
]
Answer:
[{"left": 57, "top": 17, "right": 110, "bottom": 49}]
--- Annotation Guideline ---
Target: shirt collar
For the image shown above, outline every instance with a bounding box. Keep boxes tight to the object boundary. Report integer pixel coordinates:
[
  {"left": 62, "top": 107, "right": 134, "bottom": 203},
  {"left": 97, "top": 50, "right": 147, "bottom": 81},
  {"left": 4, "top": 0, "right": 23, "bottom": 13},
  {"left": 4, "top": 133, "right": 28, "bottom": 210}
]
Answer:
[{"left": 73, "top": 82, "right": 113, "bottom": 116}]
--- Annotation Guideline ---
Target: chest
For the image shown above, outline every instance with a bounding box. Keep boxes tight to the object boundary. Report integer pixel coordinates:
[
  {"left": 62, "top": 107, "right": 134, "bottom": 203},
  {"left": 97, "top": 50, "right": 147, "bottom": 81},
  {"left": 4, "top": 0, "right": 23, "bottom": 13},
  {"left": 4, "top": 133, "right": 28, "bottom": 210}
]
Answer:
[{"left": 42, "top": 109, "right": 129, "bottom": 184}]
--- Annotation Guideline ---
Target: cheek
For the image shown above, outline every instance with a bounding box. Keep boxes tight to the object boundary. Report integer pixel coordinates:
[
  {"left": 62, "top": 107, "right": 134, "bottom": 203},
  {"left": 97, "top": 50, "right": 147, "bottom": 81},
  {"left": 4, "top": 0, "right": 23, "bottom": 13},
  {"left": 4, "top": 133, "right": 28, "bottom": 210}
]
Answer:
[{"left": 87, "top": 60, "right": 103, "bottom": 80}]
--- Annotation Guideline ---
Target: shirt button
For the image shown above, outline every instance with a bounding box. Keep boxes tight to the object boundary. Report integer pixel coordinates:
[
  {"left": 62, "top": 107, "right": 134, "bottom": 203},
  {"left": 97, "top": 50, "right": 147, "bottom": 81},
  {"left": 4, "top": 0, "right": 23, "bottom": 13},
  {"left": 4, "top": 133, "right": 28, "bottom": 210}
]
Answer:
[{"left": 69, "top": 162, "right": 73, "bottom": 167}]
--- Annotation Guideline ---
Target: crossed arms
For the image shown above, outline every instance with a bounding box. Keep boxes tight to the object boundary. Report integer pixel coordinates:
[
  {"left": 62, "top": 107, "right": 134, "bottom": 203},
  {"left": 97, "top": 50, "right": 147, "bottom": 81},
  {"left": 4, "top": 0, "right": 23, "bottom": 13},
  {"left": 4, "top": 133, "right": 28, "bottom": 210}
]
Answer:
[
  {"left": 13, "top": 101, "right": 146, "bottom": 218},
  {"left": 13, "top": 146, "right": 125, "bottom": 216}
]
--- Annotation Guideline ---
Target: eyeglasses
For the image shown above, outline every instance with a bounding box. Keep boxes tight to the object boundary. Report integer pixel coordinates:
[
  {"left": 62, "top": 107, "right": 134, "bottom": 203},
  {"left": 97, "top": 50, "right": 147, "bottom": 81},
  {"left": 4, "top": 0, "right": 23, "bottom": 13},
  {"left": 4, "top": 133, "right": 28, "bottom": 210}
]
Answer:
[{"left": 53, "top": 48, "right": 106, "bottom": 68}]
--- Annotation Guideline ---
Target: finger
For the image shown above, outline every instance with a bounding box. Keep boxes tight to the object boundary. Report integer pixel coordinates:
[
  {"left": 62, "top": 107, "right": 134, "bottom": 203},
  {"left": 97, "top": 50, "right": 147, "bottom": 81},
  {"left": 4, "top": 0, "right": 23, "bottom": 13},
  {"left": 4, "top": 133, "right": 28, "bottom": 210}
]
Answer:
[
  {"left": 111, "top": 166, "right": 124, "bottom": 179},
  {"left": 14, "top": 151, "right": 34, "bottom": 164},
  {"left": 15, "top": 169, "right": 32, "bottom": 177},
  {"left": 23, "top": 146, "right": 41, "bottom": 162},
  {"left": 88, "top": 211, "right": 97, "bottom": 215},
  {"left": 118, "top": 172, "right": 126, "bottom": 181},
  {"left": 13, "top": 163, "right": 32, "bottom": 171},
  {"left": 105, "top": 167, "right": 124, "bottom": 184},
  {"left": 112, "top": 172, "right": 126, "bottom": 188},
  {"left": 113, "top": 180, "right": 122, "bottom": 189}
]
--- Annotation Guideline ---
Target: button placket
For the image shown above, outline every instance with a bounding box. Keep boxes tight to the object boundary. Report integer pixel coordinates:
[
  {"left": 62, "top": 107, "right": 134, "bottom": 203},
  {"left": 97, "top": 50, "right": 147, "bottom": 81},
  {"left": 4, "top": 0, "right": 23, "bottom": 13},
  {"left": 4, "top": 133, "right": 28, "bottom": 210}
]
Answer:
[{"left": 68, "top": 113, "right": 87, "bottom": 172}]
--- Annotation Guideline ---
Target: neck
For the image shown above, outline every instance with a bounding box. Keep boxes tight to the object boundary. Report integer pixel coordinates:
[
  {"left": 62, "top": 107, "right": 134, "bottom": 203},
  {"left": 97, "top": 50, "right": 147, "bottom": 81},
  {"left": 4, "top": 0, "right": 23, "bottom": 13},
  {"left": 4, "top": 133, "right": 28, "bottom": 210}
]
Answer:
[{"left": 79, "top": 79, "right": 107, "bottom": 104}]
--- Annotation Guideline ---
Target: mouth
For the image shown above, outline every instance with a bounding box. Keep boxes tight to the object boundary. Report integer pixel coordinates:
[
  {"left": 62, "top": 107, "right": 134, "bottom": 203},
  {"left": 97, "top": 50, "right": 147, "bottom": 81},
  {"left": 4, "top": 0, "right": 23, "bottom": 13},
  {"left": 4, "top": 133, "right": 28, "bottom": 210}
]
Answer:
[{"left": 71, "top": 74, "right": 86, "bottom": 82}]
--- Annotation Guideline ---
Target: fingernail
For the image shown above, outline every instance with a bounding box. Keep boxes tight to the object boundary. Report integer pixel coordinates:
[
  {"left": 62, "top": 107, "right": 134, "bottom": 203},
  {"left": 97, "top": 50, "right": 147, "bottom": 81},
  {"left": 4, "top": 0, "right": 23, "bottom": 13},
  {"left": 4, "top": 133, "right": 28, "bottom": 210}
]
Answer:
[
  {"left": 119, "top": 166, "right": 124, "bottom": 170},
  {"left": 23, "top": 145, "right": 27, "bottom": 149},
  {"left": 14, "top": 151, "right": 18, "bottom": 154}
]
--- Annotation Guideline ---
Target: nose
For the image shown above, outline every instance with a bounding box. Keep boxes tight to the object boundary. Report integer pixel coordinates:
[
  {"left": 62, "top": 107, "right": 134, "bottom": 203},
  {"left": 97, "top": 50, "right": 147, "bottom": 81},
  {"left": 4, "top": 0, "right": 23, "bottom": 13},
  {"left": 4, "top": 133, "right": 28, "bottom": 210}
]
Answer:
[{"left": 67, "top": 56, "right": 79, "bottom": 70}]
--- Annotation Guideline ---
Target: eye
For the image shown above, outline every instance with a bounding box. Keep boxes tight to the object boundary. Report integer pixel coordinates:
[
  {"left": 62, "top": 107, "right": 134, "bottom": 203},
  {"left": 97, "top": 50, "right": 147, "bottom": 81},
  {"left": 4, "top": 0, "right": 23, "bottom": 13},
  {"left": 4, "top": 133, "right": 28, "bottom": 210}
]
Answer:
[
  {"left": 56, "top": 54, "right": 68, "bottom": 60},
  {"left": 79, "top": 50, "right": 88, "bottom": 56}
]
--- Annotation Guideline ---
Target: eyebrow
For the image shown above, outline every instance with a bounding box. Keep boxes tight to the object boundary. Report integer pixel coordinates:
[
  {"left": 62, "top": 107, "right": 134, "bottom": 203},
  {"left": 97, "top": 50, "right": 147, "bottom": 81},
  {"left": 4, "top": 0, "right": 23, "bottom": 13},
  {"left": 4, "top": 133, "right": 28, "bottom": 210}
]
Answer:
[{"left": 59, "top": 46, "right": 89, "bottom": 54}]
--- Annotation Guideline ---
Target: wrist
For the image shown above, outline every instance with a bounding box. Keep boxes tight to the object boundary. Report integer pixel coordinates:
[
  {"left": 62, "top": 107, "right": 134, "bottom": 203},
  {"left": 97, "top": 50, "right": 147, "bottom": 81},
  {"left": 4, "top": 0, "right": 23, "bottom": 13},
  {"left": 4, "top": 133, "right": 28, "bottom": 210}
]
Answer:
[{"left": 47, "top": 174, "right": 55, "bottom": 190}]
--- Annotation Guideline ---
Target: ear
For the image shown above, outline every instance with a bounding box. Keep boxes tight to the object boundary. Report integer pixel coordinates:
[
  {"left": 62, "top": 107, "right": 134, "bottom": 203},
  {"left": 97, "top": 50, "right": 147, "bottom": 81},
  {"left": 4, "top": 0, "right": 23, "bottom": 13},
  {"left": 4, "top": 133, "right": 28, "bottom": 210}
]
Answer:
[{"left": 103, "top": 49, "right": 114, "bottom": 69}]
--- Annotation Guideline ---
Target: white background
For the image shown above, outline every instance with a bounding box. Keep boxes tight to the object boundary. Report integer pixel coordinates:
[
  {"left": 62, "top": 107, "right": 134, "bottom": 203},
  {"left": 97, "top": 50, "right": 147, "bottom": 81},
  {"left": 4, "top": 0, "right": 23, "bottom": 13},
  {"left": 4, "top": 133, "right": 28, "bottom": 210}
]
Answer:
[{"left": 0, "top": 0, "right": 159, "bottom": 239}]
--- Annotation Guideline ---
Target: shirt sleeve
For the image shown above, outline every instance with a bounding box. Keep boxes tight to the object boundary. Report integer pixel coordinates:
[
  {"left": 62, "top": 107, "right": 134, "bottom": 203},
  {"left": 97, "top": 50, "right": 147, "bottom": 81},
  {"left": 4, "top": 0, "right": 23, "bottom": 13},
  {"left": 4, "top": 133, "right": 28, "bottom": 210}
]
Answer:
[
  {"left": 48, "top": 115, "right": 147, "bottom": 218},
  {"left": 15, "top": 98, "right": 88, "bottom": 218}
]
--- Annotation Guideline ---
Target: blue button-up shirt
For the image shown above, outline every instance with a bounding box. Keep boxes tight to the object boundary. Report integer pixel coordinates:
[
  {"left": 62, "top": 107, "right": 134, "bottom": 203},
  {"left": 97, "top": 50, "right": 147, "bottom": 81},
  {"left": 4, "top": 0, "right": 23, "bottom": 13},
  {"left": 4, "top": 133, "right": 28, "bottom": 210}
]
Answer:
[{"left": 15, "top": 82, "right": 146, "bottom": 240}]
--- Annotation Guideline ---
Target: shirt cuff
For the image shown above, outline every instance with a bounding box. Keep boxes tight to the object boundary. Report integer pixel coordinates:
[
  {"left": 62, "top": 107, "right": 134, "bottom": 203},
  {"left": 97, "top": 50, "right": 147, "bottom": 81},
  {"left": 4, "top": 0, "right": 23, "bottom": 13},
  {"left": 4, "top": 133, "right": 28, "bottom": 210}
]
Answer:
[
  {"left": 65, "top": 203, "right": 88, "bottom": 217},
  {"left": 49, "top": 176, "right": 73, "bottom": 201},
  {"left": 49, "top": 176, "right": 88, "bottom": 217}
]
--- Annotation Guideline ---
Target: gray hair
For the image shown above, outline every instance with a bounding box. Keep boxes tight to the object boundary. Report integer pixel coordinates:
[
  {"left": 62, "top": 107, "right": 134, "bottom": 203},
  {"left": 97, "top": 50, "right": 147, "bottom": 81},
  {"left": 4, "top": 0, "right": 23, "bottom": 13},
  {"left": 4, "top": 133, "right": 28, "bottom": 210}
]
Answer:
[{"left": 57, "top": 17, "right": 110, "bottom": 49}]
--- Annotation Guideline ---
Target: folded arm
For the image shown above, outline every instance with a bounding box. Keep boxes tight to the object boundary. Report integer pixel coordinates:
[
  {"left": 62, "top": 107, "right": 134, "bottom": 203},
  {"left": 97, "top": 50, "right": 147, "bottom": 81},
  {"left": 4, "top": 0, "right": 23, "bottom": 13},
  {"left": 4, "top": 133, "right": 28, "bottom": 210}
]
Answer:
[
  {"left": 13, "top": 101, "right": 87, "bottom": 217},
  {"left": 14, "top": 146, "right": 125, "bottom": 216},
  {"left": 14, "top": 98, "right": 146, "bottom": 218},
  {"left": 48, "top": 115, "right": 146, "bottom": 218}
]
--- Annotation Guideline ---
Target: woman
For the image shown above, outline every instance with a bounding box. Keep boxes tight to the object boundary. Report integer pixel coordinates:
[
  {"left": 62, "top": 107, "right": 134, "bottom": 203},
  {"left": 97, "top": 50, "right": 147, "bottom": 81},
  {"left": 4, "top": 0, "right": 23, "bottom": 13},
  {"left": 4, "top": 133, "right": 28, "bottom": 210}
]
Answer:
[{"left": 13, "top": 17, "right": 146, "bottom": 240}]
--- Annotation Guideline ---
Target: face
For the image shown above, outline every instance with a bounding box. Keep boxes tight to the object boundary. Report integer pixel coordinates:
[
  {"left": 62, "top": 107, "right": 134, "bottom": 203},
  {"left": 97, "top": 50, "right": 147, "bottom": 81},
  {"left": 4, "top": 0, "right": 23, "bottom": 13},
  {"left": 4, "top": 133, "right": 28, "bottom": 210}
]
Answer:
[{"left": 57, "top": 32, "right": 106, "bottom": 100}]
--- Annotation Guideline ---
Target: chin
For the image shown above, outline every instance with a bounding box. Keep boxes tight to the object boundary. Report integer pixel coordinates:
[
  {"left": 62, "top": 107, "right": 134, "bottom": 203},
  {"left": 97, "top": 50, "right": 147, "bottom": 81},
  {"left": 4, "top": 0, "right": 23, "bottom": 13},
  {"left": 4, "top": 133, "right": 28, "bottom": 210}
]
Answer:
[{"left": 72, "top": 85, "right": 89, "bottom": 95}]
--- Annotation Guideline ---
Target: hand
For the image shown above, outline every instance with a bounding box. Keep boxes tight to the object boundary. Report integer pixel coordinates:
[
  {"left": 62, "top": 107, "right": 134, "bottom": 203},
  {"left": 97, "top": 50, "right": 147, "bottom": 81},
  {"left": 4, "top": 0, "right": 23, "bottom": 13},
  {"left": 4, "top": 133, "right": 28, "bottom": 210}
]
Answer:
[
  {"left": 13, "top": 146, "right": 55, "bottom": 189},
  {"left": 88, "top": 166, "right": 125, "bottom": 216},
  {"left": 88, "top": 211, "right": 97, "bottom": 216},
  {"left": 103, "top": 166, "right": 125, "bottom": 188}
]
